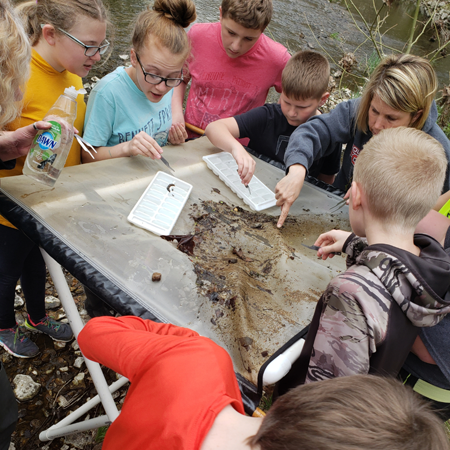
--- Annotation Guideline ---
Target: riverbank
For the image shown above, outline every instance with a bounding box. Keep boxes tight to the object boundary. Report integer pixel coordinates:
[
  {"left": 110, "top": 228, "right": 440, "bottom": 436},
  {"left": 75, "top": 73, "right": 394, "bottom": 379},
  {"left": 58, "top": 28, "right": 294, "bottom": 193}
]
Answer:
[{"left": 422, "top": 0, "right": 450, "bottom": 43}]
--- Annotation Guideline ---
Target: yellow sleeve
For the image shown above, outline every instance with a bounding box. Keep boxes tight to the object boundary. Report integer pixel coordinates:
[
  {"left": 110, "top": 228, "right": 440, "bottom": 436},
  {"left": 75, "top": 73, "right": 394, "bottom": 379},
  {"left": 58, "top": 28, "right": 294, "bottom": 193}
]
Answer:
[{"left": 0, "top": 49, "right": 86, "bottom": 228}]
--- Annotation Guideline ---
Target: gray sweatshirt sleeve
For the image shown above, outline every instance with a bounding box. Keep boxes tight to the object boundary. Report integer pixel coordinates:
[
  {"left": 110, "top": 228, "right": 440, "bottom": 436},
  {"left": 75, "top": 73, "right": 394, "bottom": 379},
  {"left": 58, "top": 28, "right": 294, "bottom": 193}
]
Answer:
[{"left": 284, "top": 99, "right": 358, "bottom": 173}]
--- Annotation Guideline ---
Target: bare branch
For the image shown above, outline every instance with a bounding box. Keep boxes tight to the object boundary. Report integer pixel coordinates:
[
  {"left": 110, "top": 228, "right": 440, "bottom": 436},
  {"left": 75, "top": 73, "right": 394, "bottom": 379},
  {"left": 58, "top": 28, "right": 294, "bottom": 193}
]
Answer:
[
  {"left": 406, "top": 0, "right": 422, "bottom": 54},
  {"left": 344, "top": 0, "right": 383, "bottom": 58}
]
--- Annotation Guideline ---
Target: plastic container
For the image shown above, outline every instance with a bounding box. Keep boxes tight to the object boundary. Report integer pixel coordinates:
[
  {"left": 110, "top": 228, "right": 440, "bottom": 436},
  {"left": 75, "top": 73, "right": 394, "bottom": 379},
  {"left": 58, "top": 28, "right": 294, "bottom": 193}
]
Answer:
[
  {"left": 23, "top": 86, "right": 86, "bottom": 187},
  {"left": 128, "top": 172, "right": 193, "bottom": 236},
  {"left": 262, "top": 338, "right": 305, "bottom": 386},
  {"left": 203, "top": 152, "right": 276, "bottom": 211}
]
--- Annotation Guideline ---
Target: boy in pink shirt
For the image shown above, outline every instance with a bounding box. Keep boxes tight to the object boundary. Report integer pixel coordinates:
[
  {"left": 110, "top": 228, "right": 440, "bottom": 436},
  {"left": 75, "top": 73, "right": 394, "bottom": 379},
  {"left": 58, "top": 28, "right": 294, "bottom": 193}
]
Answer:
[{"left": 170, "top": 0, "right": 290, "bottom": 141}]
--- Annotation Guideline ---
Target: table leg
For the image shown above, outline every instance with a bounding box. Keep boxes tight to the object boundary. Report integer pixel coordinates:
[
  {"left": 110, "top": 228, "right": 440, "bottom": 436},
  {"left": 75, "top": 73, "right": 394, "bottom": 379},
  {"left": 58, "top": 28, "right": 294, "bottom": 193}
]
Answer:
[{"left": 39, "top": 249, "right": 121, "bottom": 441}]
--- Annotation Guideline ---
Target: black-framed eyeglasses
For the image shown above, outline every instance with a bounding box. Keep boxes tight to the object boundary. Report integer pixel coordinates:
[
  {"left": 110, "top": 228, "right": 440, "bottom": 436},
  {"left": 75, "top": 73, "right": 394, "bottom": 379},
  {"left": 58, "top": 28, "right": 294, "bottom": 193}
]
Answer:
[
  {"left": 40, "top": 24, "right": 110, "bottom": 57},
  {"left": 135, "top": 53, "right": 183, "bottom": 88}
]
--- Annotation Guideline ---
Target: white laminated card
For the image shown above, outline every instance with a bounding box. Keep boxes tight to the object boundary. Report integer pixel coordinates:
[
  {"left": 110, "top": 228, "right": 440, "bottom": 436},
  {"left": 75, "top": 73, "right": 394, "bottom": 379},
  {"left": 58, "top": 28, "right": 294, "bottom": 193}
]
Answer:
[{"left": 128, "top": 171, "right": 192, "bottom": 236}]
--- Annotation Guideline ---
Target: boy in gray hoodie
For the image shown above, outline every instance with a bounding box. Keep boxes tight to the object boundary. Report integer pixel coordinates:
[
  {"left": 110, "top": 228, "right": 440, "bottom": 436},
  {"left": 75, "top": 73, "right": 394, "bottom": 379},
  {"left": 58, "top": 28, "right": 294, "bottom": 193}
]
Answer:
[{"left": 277, "top": 127, "right": 450, "bottom": 394}]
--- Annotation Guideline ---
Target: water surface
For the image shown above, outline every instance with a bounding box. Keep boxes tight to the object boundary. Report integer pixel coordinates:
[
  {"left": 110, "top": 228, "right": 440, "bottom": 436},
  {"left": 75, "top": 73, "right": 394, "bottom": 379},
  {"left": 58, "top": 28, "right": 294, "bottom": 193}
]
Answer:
[{"left": 97, "top": 0, "right": 449, "bottom": 88}]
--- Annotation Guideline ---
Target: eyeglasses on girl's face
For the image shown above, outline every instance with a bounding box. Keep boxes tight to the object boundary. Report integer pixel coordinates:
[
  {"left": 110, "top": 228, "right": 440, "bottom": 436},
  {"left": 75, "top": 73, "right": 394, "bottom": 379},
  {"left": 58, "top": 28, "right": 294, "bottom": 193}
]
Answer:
[
  {"left": 135, "top": 53, "right": 183, "bottom": 88},
  {"left": 40, "top": 24, "right": 110, "bottom": 57}
]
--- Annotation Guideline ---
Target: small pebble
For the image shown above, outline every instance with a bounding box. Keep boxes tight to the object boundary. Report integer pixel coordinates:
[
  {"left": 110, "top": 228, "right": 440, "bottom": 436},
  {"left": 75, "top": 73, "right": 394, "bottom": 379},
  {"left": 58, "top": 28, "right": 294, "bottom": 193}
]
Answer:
[
  {"left": 53, "top": 310, "right": 67, "bottom": 320},
  {"left": 14, "top": 293, "right": 24, "bottom": 309},
  {"left": 58, "top": 395, "right": 69, "bottom": 408},
  {"left": 73, "top": 357, "right": 85, "bottom": 369},
  {"left": 152, "top": 272, "right": 162, "bottom": 282},
  {"left": 54, "top": 341, "right": 66, "bottom": 350},
  {"left": 13, "top": 374, "right": 41, "bottom": 401},
  {"left": 45, "top": 295, "right": 61, "bottom": 309},
  {"left": 70, "top": 373, "right": 86, "bottom": 390}
]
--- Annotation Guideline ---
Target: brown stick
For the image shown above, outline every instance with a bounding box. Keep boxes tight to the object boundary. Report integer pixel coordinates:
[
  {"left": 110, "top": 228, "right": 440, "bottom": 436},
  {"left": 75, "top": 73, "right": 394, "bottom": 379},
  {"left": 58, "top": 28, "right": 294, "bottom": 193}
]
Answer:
[{"left": 185, "top": 122, "right": 205, "bottom": 136}]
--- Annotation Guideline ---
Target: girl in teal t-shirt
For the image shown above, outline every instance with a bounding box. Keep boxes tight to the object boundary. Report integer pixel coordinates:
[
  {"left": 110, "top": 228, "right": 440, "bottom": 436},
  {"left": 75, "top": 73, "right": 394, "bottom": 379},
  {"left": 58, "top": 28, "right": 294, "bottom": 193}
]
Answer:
[{"left": 82, "top": 0, "right": 196, "bottom": 164}]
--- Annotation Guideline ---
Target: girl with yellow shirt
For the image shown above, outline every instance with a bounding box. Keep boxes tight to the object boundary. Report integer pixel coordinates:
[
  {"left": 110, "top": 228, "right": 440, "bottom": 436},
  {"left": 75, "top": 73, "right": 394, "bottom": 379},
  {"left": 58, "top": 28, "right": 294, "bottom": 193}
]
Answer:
[{"left": 0, "top": 0, "right": 109, "bottom": 358}]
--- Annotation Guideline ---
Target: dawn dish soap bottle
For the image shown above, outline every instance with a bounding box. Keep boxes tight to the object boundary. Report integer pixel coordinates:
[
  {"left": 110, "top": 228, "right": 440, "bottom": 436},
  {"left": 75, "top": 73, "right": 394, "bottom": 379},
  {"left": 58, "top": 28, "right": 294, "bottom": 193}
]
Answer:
[{"left": 23, "top": 86, "right": 86, "bottom": 187}]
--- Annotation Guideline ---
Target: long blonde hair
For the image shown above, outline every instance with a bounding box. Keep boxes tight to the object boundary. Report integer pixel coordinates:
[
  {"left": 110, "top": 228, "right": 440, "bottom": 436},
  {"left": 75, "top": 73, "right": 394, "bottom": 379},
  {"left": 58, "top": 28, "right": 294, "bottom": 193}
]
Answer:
[
  {"left": 356, "top": 54, "right": 438, "bottom": 133},
  {"left": 0, "top": 0, "right": 31, "bottom": 130}
]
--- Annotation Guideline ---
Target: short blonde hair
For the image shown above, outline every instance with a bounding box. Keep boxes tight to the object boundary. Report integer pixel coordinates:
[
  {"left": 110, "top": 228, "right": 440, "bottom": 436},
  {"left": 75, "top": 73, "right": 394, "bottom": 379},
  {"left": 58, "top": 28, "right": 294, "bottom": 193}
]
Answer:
[
  {"left": 282, "top": 51, "right": 329, "bottom": 101},
  {"left": 132, "top": 0, "right": 196, "bottom": 58},
  {"left": 16, "top": 0, "right": 109, "bottom": 47},
  {"left": 221, "top": 0, "right": 272, "bottom": 31},
  {"left": 354, "top": 127, "right": 447, "bottom": 229},
  {"left": 0, "top": 0, "right": 31, "bottom": 130},
  {"left": 356, "top": 54, "right": 437, "bottom": 133},
  {"left": 250, "top": 375, "right": 450, "bottom": 450}
]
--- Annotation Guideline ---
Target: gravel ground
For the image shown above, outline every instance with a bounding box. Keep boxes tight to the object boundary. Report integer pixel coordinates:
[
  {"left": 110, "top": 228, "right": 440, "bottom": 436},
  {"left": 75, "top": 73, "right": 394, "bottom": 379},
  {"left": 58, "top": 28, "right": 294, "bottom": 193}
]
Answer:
[{"left": 3, "top": 270, "right": 128, "bottom": 450}]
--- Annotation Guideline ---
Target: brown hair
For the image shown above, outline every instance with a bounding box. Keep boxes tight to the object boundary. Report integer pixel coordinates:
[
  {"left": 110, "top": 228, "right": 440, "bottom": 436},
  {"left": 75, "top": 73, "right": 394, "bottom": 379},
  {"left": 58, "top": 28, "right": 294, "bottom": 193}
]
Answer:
[
  {"left": 282, "top": 51, "right": 330, "bottom": 101},
  {"left": 356, "top": 54, "right": 438, "bottom": 133},
  {"left": 132, "top": 0, "right": 196, "bottom": 58},
  {"left": 0, "top": 0, "right": 31, "bottom": 129},
  {"left": 354, "top": 127, "right": 447, "bottom": 229},
  {"left": 249, "top": 375, "right": 450, "bottom": 450},
  {"left": 15, "top": 0, "right": 109, "bottom": 46},
  {"left": 221, "top": 0, "right": 272, "bottom": 31}
]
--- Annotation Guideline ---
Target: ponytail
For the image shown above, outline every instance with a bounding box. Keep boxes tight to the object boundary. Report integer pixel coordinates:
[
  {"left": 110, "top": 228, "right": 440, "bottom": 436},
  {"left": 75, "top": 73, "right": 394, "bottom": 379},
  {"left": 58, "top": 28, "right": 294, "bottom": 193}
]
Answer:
[{"left": 132, "top": 0, "right": 196, "bottom": 57}]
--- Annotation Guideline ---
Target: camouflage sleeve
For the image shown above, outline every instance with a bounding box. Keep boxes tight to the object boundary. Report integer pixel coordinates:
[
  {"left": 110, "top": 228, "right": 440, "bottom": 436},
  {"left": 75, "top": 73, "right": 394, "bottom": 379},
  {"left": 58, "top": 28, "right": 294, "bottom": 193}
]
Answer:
[
  {"left": 343, "top": 234, "right": 368, "bottom": 268},
  {"left": 305, "top": 275, "right": 376, "bottom": 383}
]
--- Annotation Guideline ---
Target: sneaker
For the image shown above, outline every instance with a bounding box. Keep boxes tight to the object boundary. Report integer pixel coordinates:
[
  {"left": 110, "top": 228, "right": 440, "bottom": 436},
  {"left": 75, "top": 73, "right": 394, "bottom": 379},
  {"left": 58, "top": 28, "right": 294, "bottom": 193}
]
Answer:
[
  {"left": 25, "top": 315, "right": 73, "bottom": 342},
  {"left": 0, "top": 325, "right": 40, "bottom": 358}
]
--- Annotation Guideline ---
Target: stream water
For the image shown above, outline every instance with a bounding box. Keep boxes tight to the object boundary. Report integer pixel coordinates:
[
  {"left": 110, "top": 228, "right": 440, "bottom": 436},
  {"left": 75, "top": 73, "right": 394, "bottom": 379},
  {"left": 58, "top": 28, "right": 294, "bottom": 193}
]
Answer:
[{"left": 97, "top": 0, "right": 449, "bottom": 88}]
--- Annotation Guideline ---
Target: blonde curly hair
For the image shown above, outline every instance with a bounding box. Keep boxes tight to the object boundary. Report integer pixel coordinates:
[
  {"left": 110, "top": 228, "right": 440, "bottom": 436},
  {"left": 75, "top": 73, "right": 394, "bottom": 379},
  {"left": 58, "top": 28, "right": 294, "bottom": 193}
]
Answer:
[{"left": 0, "top": 0, "right": 31, "bottom": 130}]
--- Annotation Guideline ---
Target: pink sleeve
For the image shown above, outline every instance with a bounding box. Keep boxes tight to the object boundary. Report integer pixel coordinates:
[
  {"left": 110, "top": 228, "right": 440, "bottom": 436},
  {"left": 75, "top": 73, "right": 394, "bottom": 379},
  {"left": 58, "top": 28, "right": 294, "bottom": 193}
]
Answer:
[{"left": 78, "top": 316, "right": 200, "bottom": 380}]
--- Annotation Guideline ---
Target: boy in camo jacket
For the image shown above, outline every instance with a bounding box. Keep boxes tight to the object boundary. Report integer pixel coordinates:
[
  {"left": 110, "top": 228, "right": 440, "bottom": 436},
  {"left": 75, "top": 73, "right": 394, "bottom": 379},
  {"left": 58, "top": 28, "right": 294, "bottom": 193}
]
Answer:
[{"left": 278, "top": 127, "right": 450, "bottom": 392}]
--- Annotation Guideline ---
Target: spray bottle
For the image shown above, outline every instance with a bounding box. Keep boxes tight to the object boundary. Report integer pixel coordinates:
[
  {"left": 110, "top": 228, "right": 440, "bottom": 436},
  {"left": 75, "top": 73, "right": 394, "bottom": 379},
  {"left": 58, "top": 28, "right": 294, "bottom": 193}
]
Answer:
[{"left": 23, "top": 86, "right": 86, "bottom": 187}]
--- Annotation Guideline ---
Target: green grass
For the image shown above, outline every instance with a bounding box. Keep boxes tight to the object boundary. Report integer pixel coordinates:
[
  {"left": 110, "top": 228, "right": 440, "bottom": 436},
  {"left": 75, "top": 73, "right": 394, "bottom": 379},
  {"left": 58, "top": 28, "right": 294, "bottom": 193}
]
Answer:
[
  {"left": 362, "top": 51, "right": 381, "bottom": 78},
  {"left": 437, "top": 103, "right": 450, "bottom": 140},
  {"left": 95, "top": 426, "right": 109, "bottom": 443},
  {"left": 259, "top": 392, "right": 273, "bottom": 412}
]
